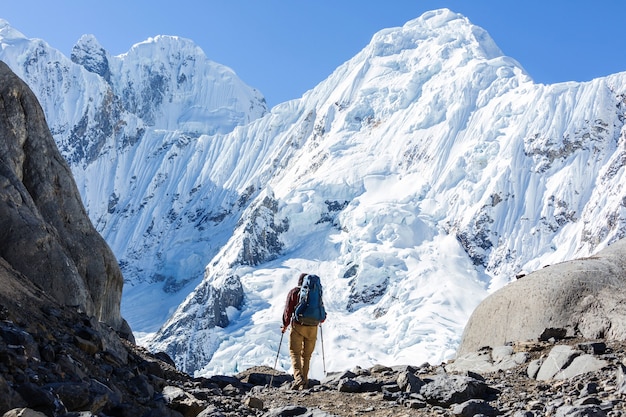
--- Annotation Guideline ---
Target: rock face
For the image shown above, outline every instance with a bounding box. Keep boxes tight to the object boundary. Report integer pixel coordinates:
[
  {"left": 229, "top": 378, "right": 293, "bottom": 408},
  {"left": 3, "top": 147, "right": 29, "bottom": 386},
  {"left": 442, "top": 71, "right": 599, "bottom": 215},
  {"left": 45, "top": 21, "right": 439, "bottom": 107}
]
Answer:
[
  {"left": 0, "top": 60, "right": 126, "bottom": 333},
  {"left": 457, "top": 238, "right": 626, "bottom": 355}
]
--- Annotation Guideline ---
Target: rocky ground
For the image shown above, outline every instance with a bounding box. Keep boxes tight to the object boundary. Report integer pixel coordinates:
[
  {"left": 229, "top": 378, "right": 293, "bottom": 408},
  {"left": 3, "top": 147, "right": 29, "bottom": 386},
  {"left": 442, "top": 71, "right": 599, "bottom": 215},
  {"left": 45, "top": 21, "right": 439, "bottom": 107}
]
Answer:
[
  {"left": 1, "top": 298, "right": 625, "bottom": 417},
  {"left": 245, "top": 338, "right": 626, "bottom": 416}
]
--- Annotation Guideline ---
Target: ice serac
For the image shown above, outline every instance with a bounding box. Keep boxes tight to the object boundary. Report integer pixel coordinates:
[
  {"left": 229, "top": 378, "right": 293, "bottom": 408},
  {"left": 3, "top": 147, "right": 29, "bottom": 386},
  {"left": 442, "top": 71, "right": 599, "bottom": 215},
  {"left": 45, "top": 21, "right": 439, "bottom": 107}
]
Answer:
[{"left": 0, "top": 60, "right": 128, "bottom": 335}]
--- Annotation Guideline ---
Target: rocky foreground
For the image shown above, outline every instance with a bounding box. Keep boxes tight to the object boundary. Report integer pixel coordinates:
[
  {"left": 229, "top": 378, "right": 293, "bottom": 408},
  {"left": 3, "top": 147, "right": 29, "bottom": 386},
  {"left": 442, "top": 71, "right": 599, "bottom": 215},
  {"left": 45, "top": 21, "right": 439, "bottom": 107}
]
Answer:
[
  {"left": 1, "top": 299, "right": 625, "bottom": 417},
  {"left": 250, "top": 338, "right": 626, "bottom": 417}
]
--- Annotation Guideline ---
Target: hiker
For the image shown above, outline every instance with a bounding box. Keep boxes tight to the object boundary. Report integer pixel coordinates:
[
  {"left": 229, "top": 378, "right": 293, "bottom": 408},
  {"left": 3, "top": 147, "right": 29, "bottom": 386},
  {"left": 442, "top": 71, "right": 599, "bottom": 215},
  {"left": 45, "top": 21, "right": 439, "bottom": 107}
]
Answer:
[{"left": 281, "top": 272, "right": 326, "bottom": 390}]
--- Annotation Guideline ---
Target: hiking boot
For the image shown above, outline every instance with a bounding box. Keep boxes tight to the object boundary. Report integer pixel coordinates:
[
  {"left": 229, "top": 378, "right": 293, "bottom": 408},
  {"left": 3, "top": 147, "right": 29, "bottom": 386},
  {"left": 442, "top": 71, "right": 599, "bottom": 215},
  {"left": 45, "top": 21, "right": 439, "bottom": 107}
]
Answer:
[{"left": 290, "top": 381, "right": 303, "bottom": 390}]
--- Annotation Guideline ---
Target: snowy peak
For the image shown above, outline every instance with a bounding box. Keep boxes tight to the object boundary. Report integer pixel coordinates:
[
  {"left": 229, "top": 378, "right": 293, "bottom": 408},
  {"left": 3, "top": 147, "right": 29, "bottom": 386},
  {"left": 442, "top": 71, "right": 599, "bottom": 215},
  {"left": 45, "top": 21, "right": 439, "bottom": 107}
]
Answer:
[
  {"left": 0, "top": 23, "right": 268, "bottom": 163},
  {"left": 72, "top": 34, "right": 111, "bottom": 81},
  {"left": 146, "top": 9, "right": 537, "bottom": 375},
  {"left": 0, "top": 19, "right": 271, "bottom": 327},
  {"left": 369, "top": 9, "right": 503, "bottom": 62},
  {"left": 305, "top": 7, "right": 529, "bottom": 143},
  {"left": 0, "top": 19, "right": 18, "bottom": 40},
  {"left": 0, "top": 18, "right": 33, "bottom": 47},
  {"left": 111, "top": 34, "right": 268, "bottom": 132}
]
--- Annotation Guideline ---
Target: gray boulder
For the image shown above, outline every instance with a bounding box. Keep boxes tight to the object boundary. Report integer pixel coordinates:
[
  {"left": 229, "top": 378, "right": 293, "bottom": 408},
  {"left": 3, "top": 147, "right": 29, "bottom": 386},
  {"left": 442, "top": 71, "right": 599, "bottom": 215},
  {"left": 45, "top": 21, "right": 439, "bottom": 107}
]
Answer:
[
  {"left": 397, "top": 370, "right": 424, "bottom": 393},
  {"left": 457, "top": 239, "right": 626, "bottom": 355},
  {"left": 524, "top": 344, "right": 608, "bottom": 381},
  {"left": 553, "top": 354, "right": 608, "bottom": 380},
  {"left": 553, "top": 405, "right": 606, "bottom": 417},
  {"left": 451, "top": 399, "right": 499, "bottom": 417},
  {"left": 535, "top": 345, "right": 580, "bottom": 381},
  {"left": 446, "top": 345, "right": 529, "bottom": 374},
  {"left": 418, "top": 373, "right": 491, "bottom": 407}
]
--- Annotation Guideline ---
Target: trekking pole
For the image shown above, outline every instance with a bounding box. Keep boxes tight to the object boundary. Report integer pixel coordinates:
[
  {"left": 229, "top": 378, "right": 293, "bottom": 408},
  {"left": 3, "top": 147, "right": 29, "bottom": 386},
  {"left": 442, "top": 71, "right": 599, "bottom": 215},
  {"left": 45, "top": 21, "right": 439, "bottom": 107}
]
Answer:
[
  {"left": 269, "top": 331, "right": 284, "bottom": 388},
  {"left": 320, "top": 324, "right": 326, "bottom": 375}
]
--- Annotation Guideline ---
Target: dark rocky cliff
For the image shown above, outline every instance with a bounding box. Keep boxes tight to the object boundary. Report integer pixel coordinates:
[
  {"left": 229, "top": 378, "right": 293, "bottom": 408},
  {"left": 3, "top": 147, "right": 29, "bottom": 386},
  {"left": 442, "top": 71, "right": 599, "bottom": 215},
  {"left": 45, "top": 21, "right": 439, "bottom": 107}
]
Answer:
[{"left": 0, "top": 60, "right": 127, "bottom": 335}]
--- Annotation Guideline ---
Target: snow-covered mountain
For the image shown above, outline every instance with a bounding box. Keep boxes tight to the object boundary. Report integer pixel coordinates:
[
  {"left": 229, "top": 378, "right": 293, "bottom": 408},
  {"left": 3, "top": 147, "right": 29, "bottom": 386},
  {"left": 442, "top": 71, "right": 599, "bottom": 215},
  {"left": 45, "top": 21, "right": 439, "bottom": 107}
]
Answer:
[
  {"left": 2, "top": 8, "right": 626, "bottom": 380},
  {"left": 0, "top": 18, "right": 268, "bottom": 331}
]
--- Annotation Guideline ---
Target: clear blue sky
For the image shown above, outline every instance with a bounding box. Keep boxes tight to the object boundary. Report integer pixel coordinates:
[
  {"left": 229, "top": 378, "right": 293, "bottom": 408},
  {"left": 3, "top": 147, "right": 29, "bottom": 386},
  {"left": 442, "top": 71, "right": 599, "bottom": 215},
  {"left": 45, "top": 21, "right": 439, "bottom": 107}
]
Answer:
[{"left": 2, "top": 1, "right": 626, "bottom": 107}]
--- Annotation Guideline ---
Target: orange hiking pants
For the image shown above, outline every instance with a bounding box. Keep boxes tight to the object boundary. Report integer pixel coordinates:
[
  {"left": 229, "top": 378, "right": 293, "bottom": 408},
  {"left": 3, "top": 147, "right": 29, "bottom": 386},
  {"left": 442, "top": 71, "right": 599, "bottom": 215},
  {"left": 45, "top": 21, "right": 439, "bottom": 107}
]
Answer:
[{"left": 289, "top": 321, "right": 318, "bottom": 388}]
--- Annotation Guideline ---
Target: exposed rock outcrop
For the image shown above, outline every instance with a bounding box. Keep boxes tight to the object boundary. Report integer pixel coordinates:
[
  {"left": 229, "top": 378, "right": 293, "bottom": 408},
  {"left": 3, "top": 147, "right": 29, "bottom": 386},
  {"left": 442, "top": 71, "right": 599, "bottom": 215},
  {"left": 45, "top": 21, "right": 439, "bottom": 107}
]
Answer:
[
  {"left": 0, "top": 297, "right": 258, "bottom": 416},
  {"left": 457, "top": 238, "right": 626, "bottom": 355},
  {"left": 0, "top": 60, "right": 127, "bottom": 334}
]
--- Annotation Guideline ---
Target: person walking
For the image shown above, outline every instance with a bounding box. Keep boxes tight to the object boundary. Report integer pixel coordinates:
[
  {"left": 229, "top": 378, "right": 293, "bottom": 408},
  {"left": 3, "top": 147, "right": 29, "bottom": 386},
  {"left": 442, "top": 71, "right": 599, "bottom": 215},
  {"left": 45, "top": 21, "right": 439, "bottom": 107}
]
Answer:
[{"left": 281, "top": 272, "right": 326, "bottom": 390}]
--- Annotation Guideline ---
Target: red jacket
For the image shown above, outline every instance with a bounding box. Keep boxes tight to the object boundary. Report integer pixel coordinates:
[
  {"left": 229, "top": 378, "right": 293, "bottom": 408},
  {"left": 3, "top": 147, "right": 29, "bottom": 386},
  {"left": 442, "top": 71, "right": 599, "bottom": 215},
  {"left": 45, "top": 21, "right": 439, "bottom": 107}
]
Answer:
[{"left": 282, "top": 286, "right": 300, "bottom": 328}]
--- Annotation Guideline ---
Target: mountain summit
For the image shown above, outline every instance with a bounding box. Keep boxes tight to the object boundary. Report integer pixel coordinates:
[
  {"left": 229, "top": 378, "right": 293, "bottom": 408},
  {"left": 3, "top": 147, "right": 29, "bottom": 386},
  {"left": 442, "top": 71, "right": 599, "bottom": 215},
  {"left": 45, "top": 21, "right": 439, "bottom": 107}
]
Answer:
[{"left": 2, "top": 8, "right": 626, "bottom": 378}]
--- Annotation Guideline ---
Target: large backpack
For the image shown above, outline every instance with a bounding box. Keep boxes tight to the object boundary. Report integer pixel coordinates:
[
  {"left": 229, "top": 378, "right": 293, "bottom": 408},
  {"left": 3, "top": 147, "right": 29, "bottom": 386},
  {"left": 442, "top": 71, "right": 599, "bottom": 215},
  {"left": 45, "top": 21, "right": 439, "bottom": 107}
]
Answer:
[{"left": 294, "top": 274, "right": 326, "bottom": 326}]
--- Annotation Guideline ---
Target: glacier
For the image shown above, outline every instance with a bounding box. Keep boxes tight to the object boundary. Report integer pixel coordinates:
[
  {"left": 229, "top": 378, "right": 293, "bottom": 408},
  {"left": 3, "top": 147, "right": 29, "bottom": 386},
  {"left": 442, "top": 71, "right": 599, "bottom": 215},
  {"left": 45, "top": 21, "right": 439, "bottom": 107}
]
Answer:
[{"left": 2, "top": 8, "right": 626, "bottom": 380}]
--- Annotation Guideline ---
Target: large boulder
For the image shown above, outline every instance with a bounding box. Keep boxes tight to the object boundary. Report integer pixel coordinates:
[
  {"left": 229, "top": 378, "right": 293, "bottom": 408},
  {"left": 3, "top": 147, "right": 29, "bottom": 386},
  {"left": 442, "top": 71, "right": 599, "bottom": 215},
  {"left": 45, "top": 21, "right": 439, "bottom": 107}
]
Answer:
[
  {"left": 457, "top": 238, "right": 626, "bottom": 355},
  {"left": 0, "top": 60, "right": 127, "bottom": 334}
]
